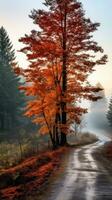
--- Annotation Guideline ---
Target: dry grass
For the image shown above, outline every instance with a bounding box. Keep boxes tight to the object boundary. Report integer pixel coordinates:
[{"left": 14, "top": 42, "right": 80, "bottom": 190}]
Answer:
[
  {"left": 68, "top": 132, "right": 98, "bottom": 146},
  {"left": 0, "top": 138, "right": 49, "bottom": 169},
  {"left": 0, "top": 147, "right": 67, "bottom": 200}
]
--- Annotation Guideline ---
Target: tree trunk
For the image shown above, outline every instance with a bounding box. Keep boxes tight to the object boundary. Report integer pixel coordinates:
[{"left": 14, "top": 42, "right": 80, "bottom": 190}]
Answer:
[
  {"left": 49, "top": 130, "right": 57, "bottom": 149},
  {"left": 60, "top": 5, "right": 67, "bottom": 146},
  {"left": 55, "top": 112, "right": 60, "bottom": 146}
]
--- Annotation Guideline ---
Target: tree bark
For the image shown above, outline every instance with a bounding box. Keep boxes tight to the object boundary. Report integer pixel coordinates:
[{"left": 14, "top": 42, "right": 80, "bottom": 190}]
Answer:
[{"left": 60, "top": 4, "right": 67, "bottom": 146}]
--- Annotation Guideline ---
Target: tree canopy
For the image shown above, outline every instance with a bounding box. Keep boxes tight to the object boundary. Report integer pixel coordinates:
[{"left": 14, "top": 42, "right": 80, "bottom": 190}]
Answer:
[{"left": 15, "top": 0, "right": 107, "bottom": 148}]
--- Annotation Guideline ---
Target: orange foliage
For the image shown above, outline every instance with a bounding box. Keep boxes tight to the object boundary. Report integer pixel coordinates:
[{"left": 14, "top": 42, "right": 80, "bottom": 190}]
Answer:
[{"left": 14, "top": 0, "right": 107, "bottom": 147}]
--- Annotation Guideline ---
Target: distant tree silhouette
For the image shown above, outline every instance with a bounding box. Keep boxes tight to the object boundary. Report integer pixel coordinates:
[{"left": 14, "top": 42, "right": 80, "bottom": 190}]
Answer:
[{"left": 107, "top": 96, "right": 112, "bottom": 127}]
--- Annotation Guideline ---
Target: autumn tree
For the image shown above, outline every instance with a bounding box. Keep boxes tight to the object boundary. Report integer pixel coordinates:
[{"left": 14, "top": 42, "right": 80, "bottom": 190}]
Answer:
[
  {"left": 15, "top": 0, "right": 107, "bottom": 148},
  {"left": 0, "top": 27, "right": 25, "bottom": 130}
]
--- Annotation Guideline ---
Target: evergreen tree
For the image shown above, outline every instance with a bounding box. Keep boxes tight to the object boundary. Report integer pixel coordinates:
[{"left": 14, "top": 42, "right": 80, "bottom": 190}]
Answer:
[
  {"left": 107, "top": 97, "right": 112, "bottom": 127},
  {"left": 0, "top": 27, "right": 24, "bottom": 130}
]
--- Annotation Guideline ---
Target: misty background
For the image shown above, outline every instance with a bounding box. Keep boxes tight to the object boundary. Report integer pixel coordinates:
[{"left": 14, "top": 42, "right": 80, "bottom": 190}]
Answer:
[{"left": 83, "top": 83, "right": 112, "bottom": 140}]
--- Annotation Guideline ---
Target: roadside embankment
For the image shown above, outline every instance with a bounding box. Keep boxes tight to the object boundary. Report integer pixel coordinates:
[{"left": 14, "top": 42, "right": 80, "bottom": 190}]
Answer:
[{"left": 92, "top": 141, "right": 112, "bottom": 172}]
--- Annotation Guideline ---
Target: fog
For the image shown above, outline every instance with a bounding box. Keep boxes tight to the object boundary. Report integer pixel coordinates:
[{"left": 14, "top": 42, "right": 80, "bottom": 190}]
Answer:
[{"left": 84, "top": 89, "right": 112, "bottom": 141}]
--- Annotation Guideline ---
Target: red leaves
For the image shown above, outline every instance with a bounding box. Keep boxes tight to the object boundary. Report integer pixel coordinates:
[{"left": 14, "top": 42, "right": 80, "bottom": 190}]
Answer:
[{"left": 14, "top": 0, "right": 107, "bottom": 142}]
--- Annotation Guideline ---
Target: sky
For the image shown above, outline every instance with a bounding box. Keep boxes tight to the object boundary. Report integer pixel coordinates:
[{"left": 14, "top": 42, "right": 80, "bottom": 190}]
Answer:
[{"left": 0, "top": 0, "right": 112, "bottom": 97}]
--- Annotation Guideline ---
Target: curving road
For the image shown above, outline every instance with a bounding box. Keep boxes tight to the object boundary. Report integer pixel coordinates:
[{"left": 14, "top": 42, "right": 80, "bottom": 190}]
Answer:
[{"left": 38, "top": 141, "right": 112, "bottom": 200}]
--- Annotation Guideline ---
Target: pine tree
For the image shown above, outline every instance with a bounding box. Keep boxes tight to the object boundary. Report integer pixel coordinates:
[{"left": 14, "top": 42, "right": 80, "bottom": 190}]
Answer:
[
  {"left": 0, "top": 27, "right": 24, "bottom": 130},
  {"left": 15, "top": 0, "right": 107, "bottom": 148},
  {"left": 107, "top": 97, "right": 112, "bottom": 127}
]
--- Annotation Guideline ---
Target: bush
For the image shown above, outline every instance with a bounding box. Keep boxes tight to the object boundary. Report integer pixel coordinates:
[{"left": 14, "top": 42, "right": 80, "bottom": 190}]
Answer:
[{"left": 67, "top": 132, "right": 98, "bottom": 145}]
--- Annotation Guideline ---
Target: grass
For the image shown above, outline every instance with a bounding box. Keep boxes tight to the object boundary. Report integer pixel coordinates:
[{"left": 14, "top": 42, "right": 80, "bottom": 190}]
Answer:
[
  {"left": 0, "top": 147, "right": 67, "bottom": 200},
  {"left": 0, "top": 132, "right": 98, "bottom": 170},
  {"left": 0, "top": 132, "right": 98, "bottom": 199},
  {"left": 67, "top": 132, "right": 98, "bottom": 146},
  {"left": 0, "top": 135, "right": 49, "bottom": 169}
]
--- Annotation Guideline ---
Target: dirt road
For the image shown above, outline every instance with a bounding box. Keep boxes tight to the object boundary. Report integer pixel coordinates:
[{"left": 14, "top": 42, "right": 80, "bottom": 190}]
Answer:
[{"left": 38, "top": 141, "right": 112, "bottom": 200}]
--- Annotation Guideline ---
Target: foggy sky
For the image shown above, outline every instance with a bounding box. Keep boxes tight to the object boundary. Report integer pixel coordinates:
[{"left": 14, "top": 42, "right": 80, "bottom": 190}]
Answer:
[{"left": 0, "top": 0, "right": 112, "bottom": 96}]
